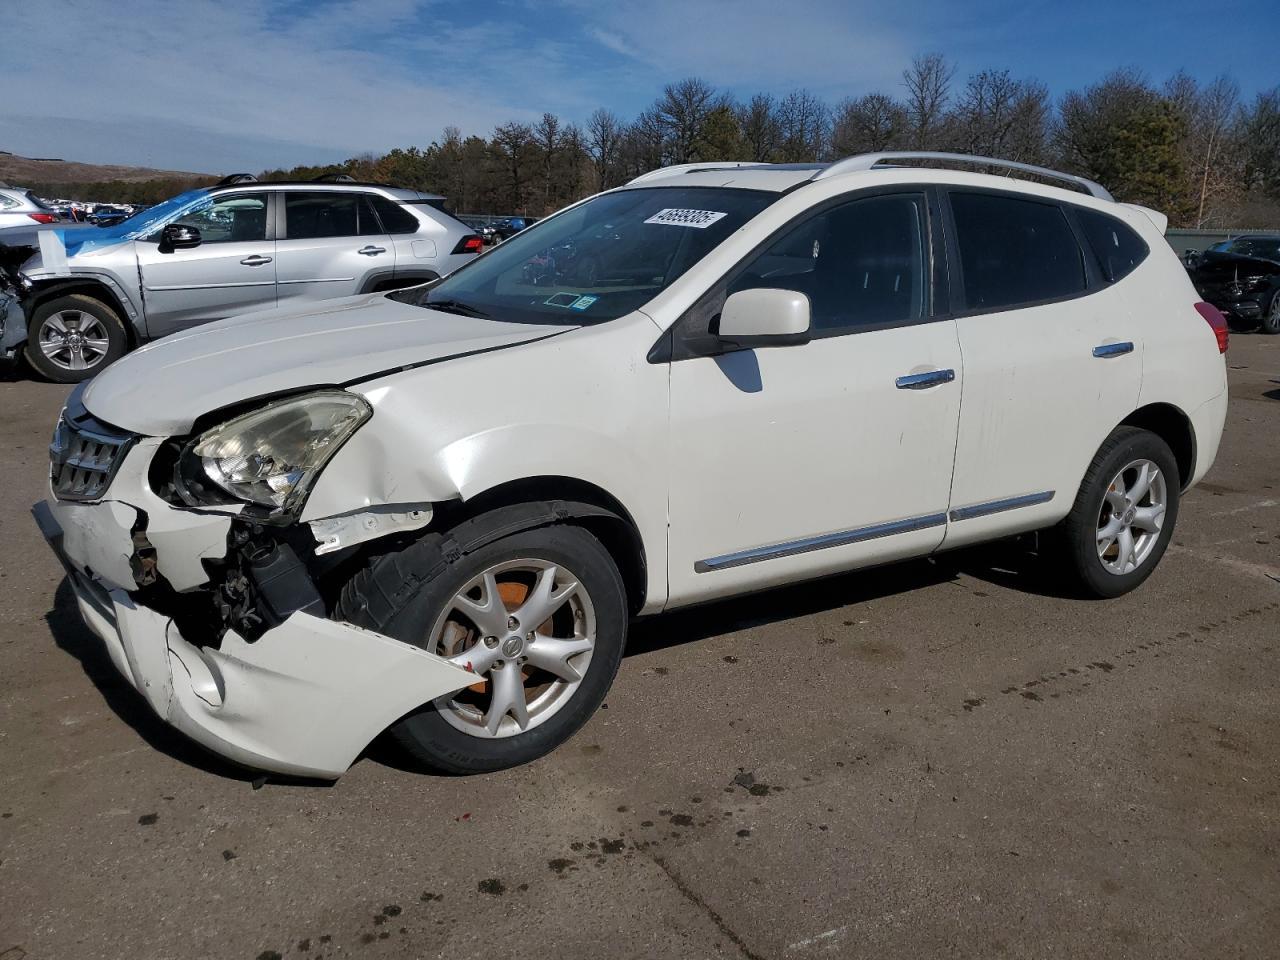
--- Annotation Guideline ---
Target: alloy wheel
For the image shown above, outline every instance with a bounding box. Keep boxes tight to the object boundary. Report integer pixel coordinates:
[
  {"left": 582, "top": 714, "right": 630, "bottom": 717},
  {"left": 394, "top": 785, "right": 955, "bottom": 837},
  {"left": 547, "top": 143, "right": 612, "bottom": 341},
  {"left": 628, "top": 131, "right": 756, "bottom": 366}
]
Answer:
[
  {"left": 1096, "top": 458, "right": 1167, "bottom": 575},
  {"left": 38, "top": 310, "right": 111, "bottom": 372},
  {"left": 426, "top": 558, "right": 596, "bottom": 738}
]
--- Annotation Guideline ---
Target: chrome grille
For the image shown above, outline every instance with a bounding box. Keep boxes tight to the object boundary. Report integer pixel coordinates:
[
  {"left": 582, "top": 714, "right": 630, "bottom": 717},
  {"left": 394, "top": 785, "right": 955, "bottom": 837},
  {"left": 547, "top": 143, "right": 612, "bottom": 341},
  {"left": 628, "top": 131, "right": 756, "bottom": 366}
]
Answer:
[{"left": 49, "top": 414, "right": 134, "bottom": 502}]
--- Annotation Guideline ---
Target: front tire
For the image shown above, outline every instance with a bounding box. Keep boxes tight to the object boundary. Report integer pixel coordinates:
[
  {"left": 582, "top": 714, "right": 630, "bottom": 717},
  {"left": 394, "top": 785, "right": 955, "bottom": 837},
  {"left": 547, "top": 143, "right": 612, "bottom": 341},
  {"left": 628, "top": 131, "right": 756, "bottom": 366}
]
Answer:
[
  {"left": 1260, "top": 291, "right": 1280, "bottom": 335},
  {"left": 1049, "top": 427, "right": 1180, "bottom": 599},
  {"left": 24, "top": 294, "right": 127, "bottom": 382},
  {"left": 337, "top": 523, "right": 627, "bottom": 774}
]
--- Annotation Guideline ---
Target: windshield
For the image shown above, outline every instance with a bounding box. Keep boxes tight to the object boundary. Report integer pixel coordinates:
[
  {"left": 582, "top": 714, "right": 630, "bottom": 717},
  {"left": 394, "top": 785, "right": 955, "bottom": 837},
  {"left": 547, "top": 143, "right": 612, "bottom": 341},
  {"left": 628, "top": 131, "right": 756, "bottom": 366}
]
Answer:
[
  {"left": 396, "top": 186, "right": 776, "bottom": 324},
  {"left": 1209, "top": 237, "right": 1280, "bottom": 261}
]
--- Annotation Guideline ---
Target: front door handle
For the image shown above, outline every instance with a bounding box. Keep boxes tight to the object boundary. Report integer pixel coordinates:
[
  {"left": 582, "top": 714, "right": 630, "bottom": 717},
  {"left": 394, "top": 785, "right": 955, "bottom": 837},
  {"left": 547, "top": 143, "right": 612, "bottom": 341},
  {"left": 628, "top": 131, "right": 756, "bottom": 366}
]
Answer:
[
  {"left": 239, "top": 255, "right": 272, "bottom": 266},
  {"left": 357, "top": 245, "right": 386, "bottom": 256},
  {"left": 895, "top": 368, "right": 955, "bottom": 390},
  {"left": 1092, "top": 341, "right": 1134, "bottom": 358}
]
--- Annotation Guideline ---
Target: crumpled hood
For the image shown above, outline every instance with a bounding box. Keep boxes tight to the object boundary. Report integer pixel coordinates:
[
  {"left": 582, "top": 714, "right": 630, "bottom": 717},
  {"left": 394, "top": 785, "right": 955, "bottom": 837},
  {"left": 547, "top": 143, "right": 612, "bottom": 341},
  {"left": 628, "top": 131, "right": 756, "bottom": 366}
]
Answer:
[{"left": 83, "top": 293, "right": 575, "bottom": 435}]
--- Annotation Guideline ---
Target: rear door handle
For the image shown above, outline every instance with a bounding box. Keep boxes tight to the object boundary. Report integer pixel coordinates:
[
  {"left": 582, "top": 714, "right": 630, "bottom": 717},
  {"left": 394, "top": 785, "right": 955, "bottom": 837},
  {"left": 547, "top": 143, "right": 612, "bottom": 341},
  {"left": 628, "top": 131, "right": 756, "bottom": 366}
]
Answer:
[
  {"left": 357, "top": 245, "right": 386, "bottom": 256},
  {"left": 1092, "top": 341, "right": 1134, "bottom": 358},
  {"left": 895, "top": 368, "right": 955, "bottom": 390},
  {"left": 239, "top": 255, "right": 272, "bottom": 266}
]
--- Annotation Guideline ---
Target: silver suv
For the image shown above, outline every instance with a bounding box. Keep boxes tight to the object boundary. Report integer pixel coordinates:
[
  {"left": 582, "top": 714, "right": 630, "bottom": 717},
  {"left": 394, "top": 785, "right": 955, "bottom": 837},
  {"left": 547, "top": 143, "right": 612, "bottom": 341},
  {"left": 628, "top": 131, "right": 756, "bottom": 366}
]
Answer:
[{"left": 9, "top": 176, "right": 483, "bottom": 382}]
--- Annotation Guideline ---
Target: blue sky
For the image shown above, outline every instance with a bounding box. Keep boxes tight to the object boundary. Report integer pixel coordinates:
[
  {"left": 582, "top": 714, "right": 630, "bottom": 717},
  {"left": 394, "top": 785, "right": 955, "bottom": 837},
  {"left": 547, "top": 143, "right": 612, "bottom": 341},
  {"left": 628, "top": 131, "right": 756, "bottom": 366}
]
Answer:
[{"left": 1, "top": 0, "right": 1276, "bottom": 174}]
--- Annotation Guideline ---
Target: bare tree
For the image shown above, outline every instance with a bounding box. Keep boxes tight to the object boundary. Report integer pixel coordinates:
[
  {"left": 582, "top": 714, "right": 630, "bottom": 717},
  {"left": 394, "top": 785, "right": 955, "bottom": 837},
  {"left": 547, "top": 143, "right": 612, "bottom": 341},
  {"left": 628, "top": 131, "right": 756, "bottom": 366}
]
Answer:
[
  {"left": 533, "top": 112, "right": 562, "bottom": 212},
  {"left": 1166, "top": 72, "right": 1243, "bottom": 227},
  {"left": 950, "top": 70, "right": 1050, "bottom": 162},
  {"left": 655, "top": 77, "right": 717, "bottom": 164},
  {"left": 1240, "top": 87, "right": 1280, "bottom": 201},
  {"left": 902, "top": 53, "right": 955, "bottom": 149},
  {"left": 585, "top": 108, "right": 624, "bottom": 190},
  {"left": 776, "top": 89, "right": 828, "bottom": 161},
  {"left": 830, "top": 93, "right": 908, "bottom": 156},
  {"left": 737, "top": 93, "right": 781, "bottom": 162}
]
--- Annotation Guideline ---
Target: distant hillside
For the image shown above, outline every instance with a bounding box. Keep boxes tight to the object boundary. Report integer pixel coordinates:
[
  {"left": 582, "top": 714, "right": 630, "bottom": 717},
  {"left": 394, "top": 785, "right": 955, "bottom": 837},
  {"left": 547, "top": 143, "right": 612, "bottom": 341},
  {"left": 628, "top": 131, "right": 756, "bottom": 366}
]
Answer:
[{"left": 0, "top": 151, "right": 212, "bottom": 187}]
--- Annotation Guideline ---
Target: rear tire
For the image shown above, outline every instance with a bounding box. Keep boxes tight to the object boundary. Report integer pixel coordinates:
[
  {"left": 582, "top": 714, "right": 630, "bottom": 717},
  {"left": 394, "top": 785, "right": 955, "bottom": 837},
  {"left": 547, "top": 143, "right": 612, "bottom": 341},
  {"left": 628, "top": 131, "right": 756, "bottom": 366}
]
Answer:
[
  {"left": 337, "top": 522, "right": 627, "bottom": 774},
  {"left": 24, "top": 294, "right": 127, "bottom": 383},
  {"left": 1048, "top": 427, "right": 1180, "bottom": 599}
]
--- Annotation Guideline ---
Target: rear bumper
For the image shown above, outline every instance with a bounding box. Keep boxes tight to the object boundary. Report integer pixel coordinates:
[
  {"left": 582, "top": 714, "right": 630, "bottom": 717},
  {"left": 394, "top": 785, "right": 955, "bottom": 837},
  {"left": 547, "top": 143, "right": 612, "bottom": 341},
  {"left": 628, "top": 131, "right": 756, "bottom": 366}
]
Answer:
[{"left": 35, "top": 499, "right": 477, "bottom": 779}]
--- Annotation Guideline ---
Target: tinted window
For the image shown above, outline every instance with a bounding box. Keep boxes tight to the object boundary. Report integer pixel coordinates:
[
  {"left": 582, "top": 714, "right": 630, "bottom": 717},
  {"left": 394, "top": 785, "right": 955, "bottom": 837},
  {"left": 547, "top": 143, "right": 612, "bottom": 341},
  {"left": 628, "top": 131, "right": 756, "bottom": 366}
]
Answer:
[
  {"left": 170, "top": 193, "right": 267, "bottom": 244},
  {"left": 729, "top": 193, "right": 927, "bottom": 332},
  {"left": 369, "top": 195, "right": 419, "bottom": 234},
  {"left": 1077, "top": 208, "right": 1148, "bottom": 282},
  {"left": 951, "top": 192, "right": 1085, "bottom": 311},
  {"left": 285, "top": 192, "right": 382, "bottom": 239}
]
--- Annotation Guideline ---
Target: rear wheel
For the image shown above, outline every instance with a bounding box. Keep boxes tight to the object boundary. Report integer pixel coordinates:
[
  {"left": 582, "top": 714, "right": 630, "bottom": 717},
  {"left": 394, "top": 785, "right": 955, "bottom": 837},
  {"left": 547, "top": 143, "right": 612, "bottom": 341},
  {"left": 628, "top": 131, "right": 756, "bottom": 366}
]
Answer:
[
  {"left": 1048, "top": 427, "right": 1180, "bottom": 598},
  {"left": 337, "top": 523, "right": 627, "bottom": 773},
  {"left": 24, "top": 294, "right": 127, "bottom": 382}
]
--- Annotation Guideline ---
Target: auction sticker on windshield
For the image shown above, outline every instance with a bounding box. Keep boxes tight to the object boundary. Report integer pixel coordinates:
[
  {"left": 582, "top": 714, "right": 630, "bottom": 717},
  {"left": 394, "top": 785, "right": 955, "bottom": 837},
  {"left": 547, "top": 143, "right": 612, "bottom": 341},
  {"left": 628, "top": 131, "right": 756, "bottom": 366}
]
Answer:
[{"left": 643, "top": 208, "right": 727, "bottom": 229}]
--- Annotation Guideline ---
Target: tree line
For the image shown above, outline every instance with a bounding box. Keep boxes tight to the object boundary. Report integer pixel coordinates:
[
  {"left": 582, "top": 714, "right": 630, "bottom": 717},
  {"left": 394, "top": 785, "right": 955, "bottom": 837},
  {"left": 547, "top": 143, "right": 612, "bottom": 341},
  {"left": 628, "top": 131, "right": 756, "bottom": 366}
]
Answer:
[{"left": 30, "top": 56, "right": 1280, "bottom": 228}]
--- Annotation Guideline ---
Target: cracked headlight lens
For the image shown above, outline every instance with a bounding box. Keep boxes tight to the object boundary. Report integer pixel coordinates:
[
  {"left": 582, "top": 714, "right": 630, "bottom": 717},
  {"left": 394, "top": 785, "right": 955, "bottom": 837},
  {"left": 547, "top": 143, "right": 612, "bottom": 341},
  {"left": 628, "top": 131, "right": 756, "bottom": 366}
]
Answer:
[{"left": 185, "top": 390, "right": 371, "bottom": 511}]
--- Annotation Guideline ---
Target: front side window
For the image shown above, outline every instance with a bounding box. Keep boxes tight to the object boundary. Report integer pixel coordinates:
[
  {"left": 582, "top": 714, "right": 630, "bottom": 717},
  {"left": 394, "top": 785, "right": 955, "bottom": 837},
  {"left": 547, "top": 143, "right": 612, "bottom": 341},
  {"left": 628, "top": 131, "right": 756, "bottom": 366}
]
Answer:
[
  {"left": 950, "top": 192, "right": 1086, "bottom": 312},
  {"left": 284, "top": 192, "right": 382, "bottom": 239},
  {"left": 1077, "top": 208, "right": 1148, "bottom": 282},
  {"left": 167, "top": 193, "right": 268, "bottom": 244},
  {"left": 397, "top": 186, "right": 776, "bottom": 324},
  {"left": 728, "top": 193, "right": 928, "bottom": 333}
]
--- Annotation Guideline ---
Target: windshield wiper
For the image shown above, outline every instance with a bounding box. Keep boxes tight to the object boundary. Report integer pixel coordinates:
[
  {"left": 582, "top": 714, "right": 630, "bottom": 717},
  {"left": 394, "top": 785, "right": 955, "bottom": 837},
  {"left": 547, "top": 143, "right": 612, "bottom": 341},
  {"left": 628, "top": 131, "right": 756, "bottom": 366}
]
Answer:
[{"left": 425, "top": 297, "right": 490, "bottom": 319}]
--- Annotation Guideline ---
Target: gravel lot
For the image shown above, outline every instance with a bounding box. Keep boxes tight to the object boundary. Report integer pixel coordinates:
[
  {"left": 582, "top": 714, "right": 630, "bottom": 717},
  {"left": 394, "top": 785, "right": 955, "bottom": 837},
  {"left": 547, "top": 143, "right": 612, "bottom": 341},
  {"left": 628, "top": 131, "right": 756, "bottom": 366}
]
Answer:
[{"left": 1, "top": 335, "right": 1278, "bottom": 960}]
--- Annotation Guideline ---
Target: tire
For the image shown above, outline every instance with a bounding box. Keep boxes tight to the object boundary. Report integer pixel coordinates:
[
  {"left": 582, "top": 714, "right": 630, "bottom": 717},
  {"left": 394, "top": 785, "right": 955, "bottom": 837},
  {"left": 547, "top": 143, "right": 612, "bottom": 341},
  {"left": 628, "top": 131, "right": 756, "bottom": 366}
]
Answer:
[
  {"left": 24, "top": 293, "right": 128, "bottom": 383},
  {"left": 1260, "top": 291, "right": 1280, "bottom": 335},
  {"left": 337, "top": 522, "right": 627, "bottom": 774},
  {"left": 1049, "top": 426, "right": 1180, "bottom": 599}
]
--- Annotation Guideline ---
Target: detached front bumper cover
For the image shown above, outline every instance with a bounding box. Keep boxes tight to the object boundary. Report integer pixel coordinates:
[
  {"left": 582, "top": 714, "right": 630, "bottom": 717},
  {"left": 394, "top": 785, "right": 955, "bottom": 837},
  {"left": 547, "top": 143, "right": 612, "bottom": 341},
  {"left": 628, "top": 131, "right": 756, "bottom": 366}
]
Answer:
[{"left": 35, "top": 500, "right": 476, "bottom": 779}]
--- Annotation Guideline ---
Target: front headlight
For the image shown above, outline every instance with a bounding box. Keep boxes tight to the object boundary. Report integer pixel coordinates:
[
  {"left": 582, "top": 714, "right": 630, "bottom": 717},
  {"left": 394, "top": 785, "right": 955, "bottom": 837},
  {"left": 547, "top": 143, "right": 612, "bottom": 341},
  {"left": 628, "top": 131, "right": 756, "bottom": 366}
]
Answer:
[{"left": 182, "top": 390, "right": 371, "bottom": 512}]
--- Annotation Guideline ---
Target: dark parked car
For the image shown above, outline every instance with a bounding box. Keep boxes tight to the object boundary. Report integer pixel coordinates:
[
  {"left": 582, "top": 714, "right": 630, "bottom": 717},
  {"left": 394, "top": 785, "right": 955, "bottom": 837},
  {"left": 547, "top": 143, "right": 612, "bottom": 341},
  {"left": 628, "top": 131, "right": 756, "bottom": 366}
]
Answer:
[
  {"left": 86, "top": 205, "right": 132, "bottom": 227},
  {"left": 489, "top": 216, "right": 537, "bottom": 241},
  {"left": 1186, "top": 235, "right": 1280, "bottom": 334}
]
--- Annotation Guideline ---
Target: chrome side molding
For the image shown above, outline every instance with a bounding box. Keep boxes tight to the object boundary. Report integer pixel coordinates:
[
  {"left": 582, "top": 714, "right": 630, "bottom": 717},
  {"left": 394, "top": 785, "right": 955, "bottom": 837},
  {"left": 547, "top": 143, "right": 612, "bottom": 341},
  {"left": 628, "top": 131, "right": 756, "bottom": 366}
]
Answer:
[
  {"left": 695, "top": 512, "right": 947, "bottom": 573},
  {"left": 949, "top": 490, "right": 1055, "bottom": 522}
]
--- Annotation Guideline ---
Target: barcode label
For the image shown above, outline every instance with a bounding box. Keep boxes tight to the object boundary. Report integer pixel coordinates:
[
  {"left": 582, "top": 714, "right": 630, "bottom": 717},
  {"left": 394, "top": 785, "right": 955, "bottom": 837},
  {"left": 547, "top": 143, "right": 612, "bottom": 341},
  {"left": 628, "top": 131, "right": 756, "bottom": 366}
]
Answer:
[{"left": 643, "top": 208, "right": 727, "bottom": 229}]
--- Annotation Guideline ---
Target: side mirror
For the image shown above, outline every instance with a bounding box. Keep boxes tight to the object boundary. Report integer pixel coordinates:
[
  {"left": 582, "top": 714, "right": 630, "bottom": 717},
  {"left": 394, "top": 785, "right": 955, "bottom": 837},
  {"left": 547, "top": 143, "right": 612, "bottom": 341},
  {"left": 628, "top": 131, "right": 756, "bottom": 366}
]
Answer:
[
  {"left": 718, "top": 288, "right": 811, "bottom": 349},
  {"left": 158, "top": 223, "right": 202, "bottom": 254}
]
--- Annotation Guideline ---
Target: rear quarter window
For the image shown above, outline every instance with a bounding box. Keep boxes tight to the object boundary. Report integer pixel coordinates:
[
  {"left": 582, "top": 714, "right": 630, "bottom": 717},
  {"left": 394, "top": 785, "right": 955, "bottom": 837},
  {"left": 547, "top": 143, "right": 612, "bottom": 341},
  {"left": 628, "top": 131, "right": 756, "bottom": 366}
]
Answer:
[
  {"left": 369, "top": 195, "right": 420, "bottom": 235},
  {"left": 950, "top": 191, "right": 1086, "bottom": 312},
  {"left": 1076, "top": 208, "right": 1149, "bottom": 283}
]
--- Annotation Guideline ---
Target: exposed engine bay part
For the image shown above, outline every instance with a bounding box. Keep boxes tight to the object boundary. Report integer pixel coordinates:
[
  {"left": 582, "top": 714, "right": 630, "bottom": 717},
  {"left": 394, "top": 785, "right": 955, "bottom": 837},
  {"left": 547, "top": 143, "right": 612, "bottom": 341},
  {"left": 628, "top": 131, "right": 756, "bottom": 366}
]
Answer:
[
  {"left": 309, "top": 504, "right": 433, "bottom": 555},
  {"left": 212, "top": 522, "right": 326, "bottom": 640}
]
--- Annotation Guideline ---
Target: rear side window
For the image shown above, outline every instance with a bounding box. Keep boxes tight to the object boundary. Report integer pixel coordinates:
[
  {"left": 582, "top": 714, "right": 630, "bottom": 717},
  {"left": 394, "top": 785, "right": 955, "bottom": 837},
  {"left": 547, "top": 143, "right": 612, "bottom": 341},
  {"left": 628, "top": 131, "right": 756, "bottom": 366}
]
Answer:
[
  {"left": 1076, "top": 209, "right": 1149, "bottom": 282},
  {"left": 950, "top": 192, "right": 1086, "bottom": 312},
  {"left": 368, "top": 195, "right": 420, "bottom": 234},
  {"left": 284, "top": 192, "right": 382, "bottom": 239}
]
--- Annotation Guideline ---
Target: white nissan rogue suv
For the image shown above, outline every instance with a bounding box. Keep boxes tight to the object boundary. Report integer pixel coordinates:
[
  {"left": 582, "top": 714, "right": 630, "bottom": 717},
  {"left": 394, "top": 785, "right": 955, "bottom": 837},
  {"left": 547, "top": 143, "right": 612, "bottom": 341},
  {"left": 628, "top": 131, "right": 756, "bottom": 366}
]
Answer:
[{"left": 35, "top": 153, "right": 1230, "bottom": 779}]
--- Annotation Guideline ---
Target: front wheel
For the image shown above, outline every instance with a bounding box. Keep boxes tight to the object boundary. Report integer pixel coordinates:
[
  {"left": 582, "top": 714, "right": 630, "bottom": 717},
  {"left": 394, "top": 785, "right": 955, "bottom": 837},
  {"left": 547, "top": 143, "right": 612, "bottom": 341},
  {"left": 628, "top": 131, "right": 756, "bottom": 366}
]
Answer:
[
  {"left": 337, "top": 523, "right": 627, "bottom": 773},
  {"left": 24, "top": 294, "right": 128, "bottom": 382},
  {"left": 1261, "top": 291, "right": 1280, "bottom": 335},
  {"left": 1048, "top": 427, "right": 1180, "bottom": 599}
]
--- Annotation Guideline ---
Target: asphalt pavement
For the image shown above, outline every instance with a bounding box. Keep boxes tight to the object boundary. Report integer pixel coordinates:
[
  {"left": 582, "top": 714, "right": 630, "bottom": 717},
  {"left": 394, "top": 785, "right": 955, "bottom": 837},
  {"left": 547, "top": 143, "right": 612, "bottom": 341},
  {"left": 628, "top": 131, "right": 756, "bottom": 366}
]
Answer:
[{"left": 1, "top": 335, "right": 1278, "bottom": 960}]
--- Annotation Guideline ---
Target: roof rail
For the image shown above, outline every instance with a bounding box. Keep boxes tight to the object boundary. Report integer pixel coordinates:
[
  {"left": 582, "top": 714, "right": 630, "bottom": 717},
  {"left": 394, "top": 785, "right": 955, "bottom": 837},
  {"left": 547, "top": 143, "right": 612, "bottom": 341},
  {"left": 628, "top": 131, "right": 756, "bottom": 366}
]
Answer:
[
  {"left": 814, "top": 152, "right": 1114, "bottom": 201},
  {"left": 313, "top": 173, "right": 356, "bottom": 183},
  {"left": 215, "top": 173, "right": 258, "bottom": 186},
  {"left": 628, "top": 161, "right": 763, "bottom": 184}
]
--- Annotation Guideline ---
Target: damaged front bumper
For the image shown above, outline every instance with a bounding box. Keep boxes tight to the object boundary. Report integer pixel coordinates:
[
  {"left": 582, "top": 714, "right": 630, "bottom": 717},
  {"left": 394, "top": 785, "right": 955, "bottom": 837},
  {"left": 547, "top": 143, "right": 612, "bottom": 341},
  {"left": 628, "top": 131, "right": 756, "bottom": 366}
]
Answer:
[{"left": 34, "top": 446, "right": 475, "bottom": 779}]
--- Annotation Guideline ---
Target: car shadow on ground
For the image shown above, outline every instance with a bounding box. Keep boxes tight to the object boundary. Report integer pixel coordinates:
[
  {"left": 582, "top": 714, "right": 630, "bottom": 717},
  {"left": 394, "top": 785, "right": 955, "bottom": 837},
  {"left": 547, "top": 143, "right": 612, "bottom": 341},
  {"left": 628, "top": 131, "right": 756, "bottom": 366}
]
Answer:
[
  {"left": 43, "top": 538, "right": 1072, "bottom": 782},
  {"left": 626, "top": 536, "right": 1076, "bottom": 657}
]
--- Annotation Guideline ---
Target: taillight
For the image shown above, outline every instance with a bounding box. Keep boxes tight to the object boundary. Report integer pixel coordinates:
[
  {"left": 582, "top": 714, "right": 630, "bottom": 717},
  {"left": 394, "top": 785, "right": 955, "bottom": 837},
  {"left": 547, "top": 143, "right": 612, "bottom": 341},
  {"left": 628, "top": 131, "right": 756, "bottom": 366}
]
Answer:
[
  {"left": 1194, "top": 301, "right": 1229, "bottom": 354},
  {"left": 452, "top": 234, "right": 484, "bottom": 255},
  {"left": 28, "top": 212, "right": 57, "bottom": 224}
]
